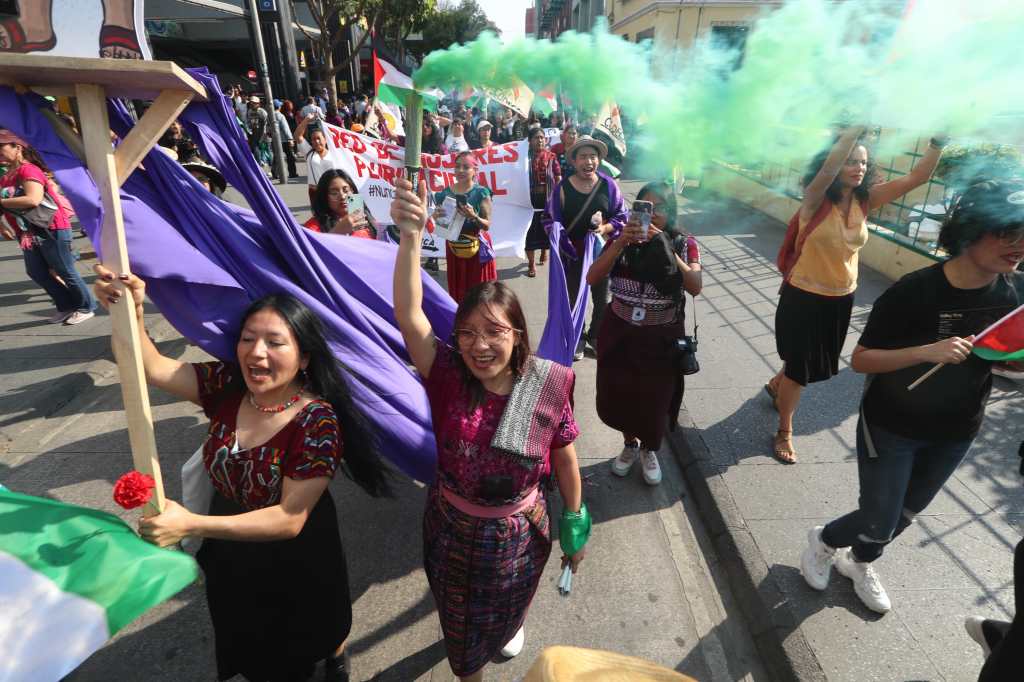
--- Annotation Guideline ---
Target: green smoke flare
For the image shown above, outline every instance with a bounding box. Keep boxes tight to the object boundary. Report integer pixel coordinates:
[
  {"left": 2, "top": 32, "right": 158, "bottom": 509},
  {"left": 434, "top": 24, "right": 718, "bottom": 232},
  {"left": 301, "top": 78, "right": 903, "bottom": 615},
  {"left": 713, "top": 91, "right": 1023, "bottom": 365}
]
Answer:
[{"left": 414, "top": 0, "right": 1024, "bottom": 177}]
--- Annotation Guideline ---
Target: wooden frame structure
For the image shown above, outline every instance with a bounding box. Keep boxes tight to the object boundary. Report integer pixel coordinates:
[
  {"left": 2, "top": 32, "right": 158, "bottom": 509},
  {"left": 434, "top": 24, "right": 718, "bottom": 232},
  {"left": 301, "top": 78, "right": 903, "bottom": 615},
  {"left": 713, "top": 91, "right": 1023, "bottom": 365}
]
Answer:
[{"left": 0, "top": 55, "right": 208, "bottom": 515}]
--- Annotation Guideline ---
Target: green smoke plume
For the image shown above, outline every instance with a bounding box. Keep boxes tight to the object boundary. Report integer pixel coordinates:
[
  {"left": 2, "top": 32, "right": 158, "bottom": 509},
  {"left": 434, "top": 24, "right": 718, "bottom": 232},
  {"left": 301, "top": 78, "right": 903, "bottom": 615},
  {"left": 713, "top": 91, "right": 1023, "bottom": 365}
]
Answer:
[{"left": 414, "top": 0, "right": 1024, "bottom": 177}]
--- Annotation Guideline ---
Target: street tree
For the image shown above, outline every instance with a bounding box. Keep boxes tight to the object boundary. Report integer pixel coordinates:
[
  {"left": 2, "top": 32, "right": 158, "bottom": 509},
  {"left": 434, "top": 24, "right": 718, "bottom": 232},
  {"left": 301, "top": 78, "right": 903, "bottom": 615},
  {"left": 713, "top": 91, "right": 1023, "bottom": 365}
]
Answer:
[{"left": 416, "top": 0, "right": 500, "bottom": 59}]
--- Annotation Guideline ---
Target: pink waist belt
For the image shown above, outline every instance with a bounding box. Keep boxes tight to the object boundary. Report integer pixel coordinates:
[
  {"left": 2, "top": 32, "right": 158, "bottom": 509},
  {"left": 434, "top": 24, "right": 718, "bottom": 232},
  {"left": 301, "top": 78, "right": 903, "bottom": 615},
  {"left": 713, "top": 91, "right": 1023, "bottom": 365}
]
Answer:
[{"left": 441, "top": 485, "right": 539, "bottom": 519}]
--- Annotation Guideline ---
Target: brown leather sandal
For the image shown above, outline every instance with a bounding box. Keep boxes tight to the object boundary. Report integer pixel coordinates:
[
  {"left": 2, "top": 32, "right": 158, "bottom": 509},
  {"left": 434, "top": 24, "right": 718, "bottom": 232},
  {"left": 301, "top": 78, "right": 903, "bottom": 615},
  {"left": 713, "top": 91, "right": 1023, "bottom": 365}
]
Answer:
[{"left": 773, "top": 429, "right": 796, "bottom": 464}]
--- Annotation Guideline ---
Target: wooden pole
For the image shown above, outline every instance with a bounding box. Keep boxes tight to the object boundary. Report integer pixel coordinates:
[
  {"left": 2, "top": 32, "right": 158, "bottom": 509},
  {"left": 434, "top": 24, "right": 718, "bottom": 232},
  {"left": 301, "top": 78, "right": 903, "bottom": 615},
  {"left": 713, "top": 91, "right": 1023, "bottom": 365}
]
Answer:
[
  {"left": 75, "top": 83, "right": 166, "bottom": 515},
  {"left": 906, "top": 362, "right": 945, "bottom": 391}
]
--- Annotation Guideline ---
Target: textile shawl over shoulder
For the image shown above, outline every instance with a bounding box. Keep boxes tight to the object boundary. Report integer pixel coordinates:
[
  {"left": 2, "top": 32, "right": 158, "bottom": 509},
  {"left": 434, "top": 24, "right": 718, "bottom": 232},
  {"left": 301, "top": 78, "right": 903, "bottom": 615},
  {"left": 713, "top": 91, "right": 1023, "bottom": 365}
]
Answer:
[{"left": 490, "top": 356, "right": 574, "bottom": 469}]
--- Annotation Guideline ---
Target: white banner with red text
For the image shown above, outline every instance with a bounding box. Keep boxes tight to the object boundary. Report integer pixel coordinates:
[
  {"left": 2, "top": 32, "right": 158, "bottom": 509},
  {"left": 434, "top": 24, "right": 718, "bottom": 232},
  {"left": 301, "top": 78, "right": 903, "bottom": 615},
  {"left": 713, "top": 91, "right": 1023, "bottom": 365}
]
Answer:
[{"left": 318, "top": 122, "right": 534, "bottom": 258}]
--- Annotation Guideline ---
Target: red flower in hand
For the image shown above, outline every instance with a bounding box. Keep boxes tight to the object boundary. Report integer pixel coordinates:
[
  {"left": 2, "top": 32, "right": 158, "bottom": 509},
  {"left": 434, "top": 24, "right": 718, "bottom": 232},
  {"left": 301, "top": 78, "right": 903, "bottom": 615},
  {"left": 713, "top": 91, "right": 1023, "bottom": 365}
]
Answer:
[{"left": 113, "top": 471, "right": 155, "bottom": 509}]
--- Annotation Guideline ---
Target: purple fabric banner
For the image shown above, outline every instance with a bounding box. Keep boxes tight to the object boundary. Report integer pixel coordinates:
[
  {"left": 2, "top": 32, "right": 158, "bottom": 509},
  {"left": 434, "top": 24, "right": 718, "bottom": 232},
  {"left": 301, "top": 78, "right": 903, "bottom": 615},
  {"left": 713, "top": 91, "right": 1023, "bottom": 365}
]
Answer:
[{"left": 0, "top": 76, "right": 455, "bottom": 483}]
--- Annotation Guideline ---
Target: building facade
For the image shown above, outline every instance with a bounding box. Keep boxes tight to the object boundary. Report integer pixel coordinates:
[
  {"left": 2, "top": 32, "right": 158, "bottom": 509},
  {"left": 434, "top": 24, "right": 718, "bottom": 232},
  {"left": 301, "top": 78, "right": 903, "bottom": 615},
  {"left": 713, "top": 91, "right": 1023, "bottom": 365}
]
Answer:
[
  {"left": 607, "top": 0, "right": 779, "bottom": 49},
  {"left": 535, "top": 0, "right": 609, "bottom": 38}
]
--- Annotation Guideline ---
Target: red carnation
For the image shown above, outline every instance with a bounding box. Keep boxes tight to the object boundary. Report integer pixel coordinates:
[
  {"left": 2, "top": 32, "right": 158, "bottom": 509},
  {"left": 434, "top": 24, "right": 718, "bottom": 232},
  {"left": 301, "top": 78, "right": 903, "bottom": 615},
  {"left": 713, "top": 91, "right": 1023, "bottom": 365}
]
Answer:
[{"left": 113, "top": 471, "right": 155, "bottom": 509}]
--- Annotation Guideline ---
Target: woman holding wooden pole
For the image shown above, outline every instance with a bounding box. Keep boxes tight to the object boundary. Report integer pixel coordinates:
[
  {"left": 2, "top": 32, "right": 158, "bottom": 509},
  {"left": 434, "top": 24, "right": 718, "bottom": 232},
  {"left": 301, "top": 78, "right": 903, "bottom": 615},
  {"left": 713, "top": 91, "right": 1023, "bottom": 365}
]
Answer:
[{"left": 94, "top": 268, "right": 390, "bottom": 682}]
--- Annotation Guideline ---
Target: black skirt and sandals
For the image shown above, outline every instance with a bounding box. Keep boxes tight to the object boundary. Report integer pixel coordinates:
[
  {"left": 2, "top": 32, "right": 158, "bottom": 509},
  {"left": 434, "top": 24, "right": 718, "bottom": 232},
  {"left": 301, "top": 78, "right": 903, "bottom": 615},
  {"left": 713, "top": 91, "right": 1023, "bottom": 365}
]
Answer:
[{"left": 774, "top": 283, "right": 854, "bottom": 386}]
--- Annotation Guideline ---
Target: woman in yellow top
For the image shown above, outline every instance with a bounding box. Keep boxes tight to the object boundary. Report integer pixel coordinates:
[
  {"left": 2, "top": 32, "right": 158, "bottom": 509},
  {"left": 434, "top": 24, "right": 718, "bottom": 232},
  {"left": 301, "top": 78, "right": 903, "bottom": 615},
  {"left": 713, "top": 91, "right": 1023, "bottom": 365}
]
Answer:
[{"left": 767, "top": 126, "right": 946, "bottom": 463}]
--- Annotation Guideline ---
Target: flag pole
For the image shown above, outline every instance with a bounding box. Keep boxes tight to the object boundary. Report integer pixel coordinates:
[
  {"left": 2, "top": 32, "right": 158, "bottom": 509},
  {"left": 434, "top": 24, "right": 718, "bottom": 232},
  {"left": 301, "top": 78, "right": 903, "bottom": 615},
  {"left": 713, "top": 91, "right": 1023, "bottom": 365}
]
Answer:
[{"left": 907, "top": 362, "right": 945, "bottom": 391}]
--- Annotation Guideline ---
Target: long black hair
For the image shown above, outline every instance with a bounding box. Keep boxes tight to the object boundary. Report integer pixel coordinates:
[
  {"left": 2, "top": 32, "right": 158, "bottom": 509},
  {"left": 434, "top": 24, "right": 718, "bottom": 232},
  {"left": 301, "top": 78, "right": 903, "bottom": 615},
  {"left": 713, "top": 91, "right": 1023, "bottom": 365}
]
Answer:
[
  {"left": 801, "top": 136, "right": 877, "bottom": 205},
  {"left": 312, "top": 169, "right": 362, "bottom": 232},
  {"left": 234, "top": 294, "right": 391, "bottom": 497}
]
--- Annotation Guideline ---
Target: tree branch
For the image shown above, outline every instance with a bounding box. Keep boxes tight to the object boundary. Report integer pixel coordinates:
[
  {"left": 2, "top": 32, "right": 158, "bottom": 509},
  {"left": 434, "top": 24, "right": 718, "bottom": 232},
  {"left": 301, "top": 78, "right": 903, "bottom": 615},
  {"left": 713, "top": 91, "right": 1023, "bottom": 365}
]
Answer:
[
  {"left": 328, "top": 9, "right": 377, "bottom": 78},
  {"left": 289, "top": 0, "right": 319, "bottom": 43}
]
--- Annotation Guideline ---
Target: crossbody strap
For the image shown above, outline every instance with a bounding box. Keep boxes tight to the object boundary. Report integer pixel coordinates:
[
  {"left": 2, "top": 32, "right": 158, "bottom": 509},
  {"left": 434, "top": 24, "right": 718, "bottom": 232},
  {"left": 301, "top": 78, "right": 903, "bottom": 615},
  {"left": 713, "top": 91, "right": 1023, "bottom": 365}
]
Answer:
[{"left": 563, "top": 178, "right": 602, "bottom": 235}]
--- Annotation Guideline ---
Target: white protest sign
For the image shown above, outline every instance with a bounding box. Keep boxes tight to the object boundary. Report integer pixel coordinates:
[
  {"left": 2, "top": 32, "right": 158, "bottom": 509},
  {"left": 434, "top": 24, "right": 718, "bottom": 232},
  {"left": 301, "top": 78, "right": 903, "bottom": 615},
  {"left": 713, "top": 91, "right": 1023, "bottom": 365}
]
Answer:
[
  {"left": 544, "top": 127, "right": 562, "bottom": 148},
  {"left": 318, "top": 122, "right": 534, "bottom": 257}
]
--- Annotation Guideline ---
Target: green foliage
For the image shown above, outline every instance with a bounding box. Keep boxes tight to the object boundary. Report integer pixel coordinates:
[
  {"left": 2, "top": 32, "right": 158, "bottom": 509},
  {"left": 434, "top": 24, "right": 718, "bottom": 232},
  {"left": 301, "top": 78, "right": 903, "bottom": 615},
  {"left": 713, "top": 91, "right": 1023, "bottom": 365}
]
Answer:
[
  {"left": 934, "top": 144, "right": 1023, "bottom": 192},
  {"left": 416, "top": 0, "right": 501, "bottom": 59}
]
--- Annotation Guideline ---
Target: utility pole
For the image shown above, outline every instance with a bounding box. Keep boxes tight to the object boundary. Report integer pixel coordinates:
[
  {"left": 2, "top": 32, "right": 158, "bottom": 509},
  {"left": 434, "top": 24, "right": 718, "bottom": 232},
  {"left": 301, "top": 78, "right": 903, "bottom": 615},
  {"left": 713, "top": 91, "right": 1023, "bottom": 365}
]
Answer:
[
  {"left": 248, "top": 0, "right": 288, "bottom": 184},
  {"left": 276, "top": 0, "right": 302, "bottom": 103}
]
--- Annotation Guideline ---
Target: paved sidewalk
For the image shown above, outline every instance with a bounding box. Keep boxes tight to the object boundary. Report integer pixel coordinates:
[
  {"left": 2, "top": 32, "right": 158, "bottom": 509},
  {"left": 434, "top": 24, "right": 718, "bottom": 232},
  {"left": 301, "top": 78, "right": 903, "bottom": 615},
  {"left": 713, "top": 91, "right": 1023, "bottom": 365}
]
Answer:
[
  {"left": 671, "top": 188, "right": 1024, "bottom": 681},
  {"left": 0, "top": 175, "right": 767, "bottom": 681}
]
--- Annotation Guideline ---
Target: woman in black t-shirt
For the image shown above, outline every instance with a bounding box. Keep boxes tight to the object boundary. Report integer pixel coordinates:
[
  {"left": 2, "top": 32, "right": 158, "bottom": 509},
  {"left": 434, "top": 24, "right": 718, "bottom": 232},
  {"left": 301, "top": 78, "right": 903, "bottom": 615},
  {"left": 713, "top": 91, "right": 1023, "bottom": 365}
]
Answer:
[{"left": 799, "top": 180, "right": 1024, "bottom": 616}]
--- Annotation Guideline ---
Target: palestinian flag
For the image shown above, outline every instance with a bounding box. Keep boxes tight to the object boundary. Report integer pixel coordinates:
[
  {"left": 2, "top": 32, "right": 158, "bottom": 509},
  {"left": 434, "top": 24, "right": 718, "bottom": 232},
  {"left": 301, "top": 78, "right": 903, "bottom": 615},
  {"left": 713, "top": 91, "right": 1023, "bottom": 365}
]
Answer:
[
  {"left": 973, "top": 303, "right": 1024, "bottom": 361},
  {"left": 0, "top": 488, "right": 198, "bottom": 680},
  {"left": 534, "top": 86, "right": 558, "bottom": 115},
  {"left": 373, "top": 52, "right": 441, "bottom": 111}
]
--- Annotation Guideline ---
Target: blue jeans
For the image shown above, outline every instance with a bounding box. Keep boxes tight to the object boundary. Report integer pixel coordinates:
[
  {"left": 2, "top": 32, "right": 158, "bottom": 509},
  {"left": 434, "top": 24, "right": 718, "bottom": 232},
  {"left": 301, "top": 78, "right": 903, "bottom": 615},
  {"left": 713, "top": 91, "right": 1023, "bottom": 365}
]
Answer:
[
  {"left": 23, "top": 228, "right": 96, "bottom": 313},
  {"left": 821, "top": 417, "right": 973, "bottom": 563}
]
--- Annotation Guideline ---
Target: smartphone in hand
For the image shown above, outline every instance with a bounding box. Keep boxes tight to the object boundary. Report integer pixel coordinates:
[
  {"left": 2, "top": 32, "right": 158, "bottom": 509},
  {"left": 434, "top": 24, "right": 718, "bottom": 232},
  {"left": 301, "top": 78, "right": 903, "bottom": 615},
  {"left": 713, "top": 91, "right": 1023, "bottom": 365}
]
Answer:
[
  {"left": 632, "top": 200, "right": 653, "bottom": 239},
  {"left": 346, "top": 194, "right": 365, "bottom": 217}
]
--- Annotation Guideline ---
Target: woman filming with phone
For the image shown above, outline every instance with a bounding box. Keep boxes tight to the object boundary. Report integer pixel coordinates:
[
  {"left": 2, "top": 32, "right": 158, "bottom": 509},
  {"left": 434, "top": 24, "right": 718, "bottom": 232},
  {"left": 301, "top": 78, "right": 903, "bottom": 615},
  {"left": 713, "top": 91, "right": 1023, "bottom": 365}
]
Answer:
[
  {"left": 304, "top": 169, "right": 376, "bottom": 239},
  {"left": 586, "top": 181, "right": 702, "bottom": 486},
  {"left": 432, "top": 150, "right": 497, "bottom": 303}
]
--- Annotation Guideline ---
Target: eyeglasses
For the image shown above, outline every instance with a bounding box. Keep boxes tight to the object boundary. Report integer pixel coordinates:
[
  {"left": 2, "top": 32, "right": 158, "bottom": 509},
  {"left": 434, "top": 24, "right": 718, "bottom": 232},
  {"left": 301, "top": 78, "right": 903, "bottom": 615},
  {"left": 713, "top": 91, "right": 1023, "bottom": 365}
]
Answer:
[{"left": 453, "top": 326, "right": 520, "bottom": 347}]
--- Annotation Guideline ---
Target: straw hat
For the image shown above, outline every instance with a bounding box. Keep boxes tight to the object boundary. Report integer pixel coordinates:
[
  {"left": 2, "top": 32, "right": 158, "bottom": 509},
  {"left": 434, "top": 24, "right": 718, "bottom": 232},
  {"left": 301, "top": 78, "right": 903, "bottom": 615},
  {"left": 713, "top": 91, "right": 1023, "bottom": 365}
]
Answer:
[
  {"left": 523, "top": 646, "right": 696, "bottom": 682},
  {"left": 568, "top": 135, "right": 607, "bottom": 161}
]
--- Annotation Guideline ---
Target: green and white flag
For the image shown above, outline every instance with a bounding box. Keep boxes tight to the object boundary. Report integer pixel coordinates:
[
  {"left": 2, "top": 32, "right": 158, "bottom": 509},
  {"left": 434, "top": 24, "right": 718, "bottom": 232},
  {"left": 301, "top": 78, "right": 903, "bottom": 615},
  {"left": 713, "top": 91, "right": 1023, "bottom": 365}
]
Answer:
[
  {"left": 0, "top": 488, "right": 198, "bottom": 681},
  {"left": 373, "top": 52, "right": 442, "bottom": 111}
]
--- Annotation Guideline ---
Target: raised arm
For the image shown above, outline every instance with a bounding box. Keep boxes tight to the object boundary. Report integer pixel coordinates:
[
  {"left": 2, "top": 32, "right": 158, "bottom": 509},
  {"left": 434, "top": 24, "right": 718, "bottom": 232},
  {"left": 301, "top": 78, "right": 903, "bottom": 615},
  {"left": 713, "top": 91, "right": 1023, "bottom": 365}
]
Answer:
[
  {"left": 391, "top": 178, "right": 437, "bottom": 378},
  {"left": 801, "top": 126, "right": 867, "bottom": 221},
  {"left": 294, "top": 112, "right": 314, "bottom": 143},
  {"left": 868, "top": 136, "right": 946, "bottom": 210},
  {"left": 93, "top": 265, "right": 199, "bottom": 405}
]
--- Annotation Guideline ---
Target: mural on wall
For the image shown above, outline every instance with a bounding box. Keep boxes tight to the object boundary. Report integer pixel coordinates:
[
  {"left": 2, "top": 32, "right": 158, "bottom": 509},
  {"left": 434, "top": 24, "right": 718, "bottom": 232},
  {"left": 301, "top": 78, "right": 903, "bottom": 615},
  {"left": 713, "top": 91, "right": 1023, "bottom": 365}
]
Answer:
[{"left": 0, "top": 0, "right": 150, "bottom": 60}]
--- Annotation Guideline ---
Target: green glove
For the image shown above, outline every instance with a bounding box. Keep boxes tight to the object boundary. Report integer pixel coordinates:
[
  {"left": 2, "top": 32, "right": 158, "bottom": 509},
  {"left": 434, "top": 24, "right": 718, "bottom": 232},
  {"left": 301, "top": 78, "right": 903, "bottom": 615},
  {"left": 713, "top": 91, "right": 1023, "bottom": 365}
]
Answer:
[{"left": 559, "top": 503, "right": 591, "bottom": 557}]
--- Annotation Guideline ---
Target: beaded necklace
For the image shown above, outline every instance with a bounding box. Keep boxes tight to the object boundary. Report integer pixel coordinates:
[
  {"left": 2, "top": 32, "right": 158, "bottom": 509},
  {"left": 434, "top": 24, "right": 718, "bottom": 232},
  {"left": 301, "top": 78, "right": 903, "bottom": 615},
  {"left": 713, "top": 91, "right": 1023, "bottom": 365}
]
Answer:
[{"left": 248, "top": 386, "right": 304, "bottom": 414}]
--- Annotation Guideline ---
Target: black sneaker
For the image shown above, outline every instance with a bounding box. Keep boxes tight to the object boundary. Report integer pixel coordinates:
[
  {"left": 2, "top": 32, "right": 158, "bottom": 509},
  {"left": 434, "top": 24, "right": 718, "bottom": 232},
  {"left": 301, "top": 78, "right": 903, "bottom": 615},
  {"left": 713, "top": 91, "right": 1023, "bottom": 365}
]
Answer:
[
  {"left": 324, "top": 649, "right": 350, "bottom": 682},
  {"left": 964, "top": 616, "right": 1010, "bottom": 658},
  {"left": 424, "top": 257, "right": 439, "bottom": 272}
]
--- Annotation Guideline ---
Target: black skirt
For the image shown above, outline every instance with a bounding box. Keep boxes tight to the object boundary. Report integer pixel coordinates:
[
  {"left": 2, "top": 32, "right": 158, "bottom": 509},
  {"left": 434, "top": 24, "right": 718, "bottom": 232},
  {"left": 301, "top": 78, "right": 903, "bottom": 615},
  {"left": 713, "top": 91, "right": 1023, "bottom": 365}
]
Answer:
[
  {"left": 197, "top": 491, "right": 351, "bottom": 682},
  {"left": 775, "top": 283, "right": 854, "bottom": 386},
  {"left": 525, "top": 189, "right": 549, "bottom": 251}
]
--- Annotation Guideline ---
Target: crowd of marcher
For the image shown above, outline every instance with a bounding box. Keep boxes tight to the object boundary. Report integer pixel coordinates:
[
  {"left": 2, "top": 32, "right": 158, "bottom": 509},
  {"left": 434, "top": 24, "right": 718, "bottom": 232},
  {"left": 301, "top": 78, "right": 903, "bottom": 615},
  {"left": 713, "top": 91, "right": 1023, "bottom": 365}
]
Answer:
[{"left": 4, "top": 81, "right": 1023, "bottom": 682}]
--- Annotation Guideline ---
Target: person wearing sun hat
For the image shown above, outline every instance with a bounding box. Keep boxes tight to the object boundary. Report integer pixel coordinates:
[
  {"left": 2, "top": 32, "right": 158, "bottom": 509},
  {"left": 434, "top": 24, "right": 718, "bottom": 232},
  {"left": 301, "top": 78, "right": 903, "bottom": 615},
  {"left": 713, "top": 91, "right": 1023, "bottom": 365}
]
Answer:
[
  {"left": 800, "top": 178, "right": 1024, "bottom": 616},
  {"left": 542, "top": 134, "right": 627, "bottom": 361},
  {"left": 181, "top": 156, "right": 227, "bottom": 198},
  {"left": 473, "top": 118, "right": 495, "bottom": 150}
]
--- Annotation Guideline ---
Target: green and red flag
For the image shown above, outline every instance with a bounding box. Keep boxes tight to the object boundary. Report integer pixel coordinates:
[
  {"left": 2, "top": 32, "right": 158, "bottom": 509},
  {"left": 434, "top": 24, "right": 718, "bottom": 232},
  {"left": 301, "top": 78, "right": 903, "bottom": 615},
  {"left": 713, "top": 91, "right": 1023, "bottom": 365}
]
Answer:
[
  {"left": 0, "top": 487, "right": 198, "bottom": 680},
  {"left": 973, "top": 303, "right": 1024, "bottom": 361}
]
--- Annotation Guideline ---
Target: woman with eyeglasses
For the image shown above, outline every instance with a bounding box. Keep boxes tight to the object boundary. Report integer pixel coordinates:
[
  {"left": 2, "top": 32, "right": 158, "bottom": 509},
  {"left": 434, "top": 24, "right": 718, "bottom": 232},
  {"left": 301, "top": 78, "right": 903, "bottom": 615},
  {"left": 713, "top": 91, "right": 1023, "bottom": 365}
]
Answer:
[
  {"left": 391, "top": 178, "right": 588, "bottom": 681},
  {"left": 800, "top": 179, "right": 1024, "bottom": 617},
  {"left": 432, "top": 150, "right": 497, "bottom": 303},
  {"left": 768, "top": 127, "right": 946, "bottom": 464},
  {"left": 587, "top": 181, "right": 702, "bottom": 486},
  {"left": 303, "top": 169, "right": 375, "bottom": 238}
]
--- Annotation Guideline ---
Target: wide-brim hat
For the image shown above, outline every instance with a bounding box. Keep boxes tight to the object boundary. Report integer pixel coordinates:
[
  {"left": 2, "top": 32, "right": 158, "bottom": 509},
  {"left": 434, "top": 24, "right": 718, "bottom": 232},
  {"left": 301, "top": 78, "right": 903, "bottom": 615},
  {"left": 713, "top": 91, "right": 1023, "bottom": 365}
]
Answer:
[
  {"left": 181, "top": 158, "right": 227, "bottom": 194},
  {"left": 523, "top": 646, "right": 695, "bottom": 682},
  {"left": 248, "top": 95, "right": 260, "bottom": 104},
  {"left": 568, "top": 135, "right": 607, "bottom": 162}
]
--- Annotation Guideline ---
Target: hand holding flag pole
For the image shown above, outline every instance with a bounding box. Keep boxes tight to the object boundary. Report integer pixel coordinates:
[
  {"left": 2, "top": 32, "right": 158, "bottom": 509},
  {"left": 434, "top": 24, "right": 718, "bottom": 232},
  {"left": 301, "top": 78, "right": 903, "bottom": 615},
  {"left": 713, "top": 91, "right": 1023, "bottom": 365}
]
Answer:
[{"left": 907, "top": 303, "right": 1024, "bottom": 391}]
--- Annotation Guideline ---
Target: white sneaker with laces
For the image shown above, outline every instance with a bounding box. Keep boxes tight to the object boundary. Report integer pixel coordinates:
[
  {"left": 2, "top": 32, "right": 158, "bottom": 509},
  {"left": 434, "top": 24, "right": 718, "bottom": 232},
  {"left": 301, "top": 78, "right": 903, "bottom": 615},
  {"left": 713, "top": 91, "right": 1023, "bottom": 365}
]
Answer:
[
  {"left": 63, "top": 310, "right": 95, "bottom": 326},
  {"left": 640, "top": 450, "right": 662, "bottom": 485},
  {"left": 835, "top": 548, "right": 891, "bottom": 614},
  {"left": 800, "top": 525, "right": 835, "bottom": 591},
  {"left": 611, "top": 444, "right": 639, "bottom": 477},
  {"left": 48, "top": 309, "right": 73, "bottom": 323},
  {"left": 500, "top": 626, "right": 525, "bottom": 658}
]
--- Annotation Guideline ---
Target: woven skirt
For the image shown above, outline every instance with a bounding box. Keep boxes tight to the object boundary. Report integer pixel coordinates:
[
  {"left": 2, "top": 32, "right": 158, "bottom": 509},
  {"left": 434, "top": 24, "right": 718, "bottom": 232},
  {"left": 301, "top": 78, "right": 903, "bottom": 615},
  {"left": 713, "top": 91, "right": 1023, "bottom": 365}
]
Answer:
[
  {"left": 422, "top": 486, "right": 551, "bottom": 677},
  {"left": 774, "top": 283, "right": 854, "bottom": 386}
]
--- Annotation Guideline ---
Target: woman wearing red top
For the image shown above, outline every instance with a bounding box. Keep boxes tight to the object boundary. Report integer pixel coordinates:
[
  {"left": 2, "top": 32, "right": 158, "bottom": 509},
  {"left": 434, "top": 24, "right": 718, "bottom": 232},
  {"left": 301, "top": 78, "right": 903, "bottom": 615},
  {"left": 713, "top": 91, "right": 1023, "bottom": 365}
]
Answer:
[
  {"left": 0, "top": 130, "right": 96, "bottom": 325},
  {"left": 524, "top": 127, "right": 560, "bottom": 277},
  {"left": 93, "top": 270, "right": 391, "bottom": 682},
  {"left": 303, "top": 169, "right": 376, "bottom": 238}
]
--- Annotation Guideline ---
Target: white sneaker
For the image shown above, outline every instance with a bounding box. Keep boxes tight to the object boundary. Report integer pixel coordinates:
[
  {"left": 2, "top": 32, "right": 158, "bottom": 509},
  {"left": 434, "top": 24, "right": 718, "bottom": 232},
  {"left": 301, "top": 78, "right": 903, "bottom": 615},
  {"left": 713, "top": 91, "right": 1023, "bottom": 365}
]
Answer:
[
  {"left": 611, "top": 443, "right": 639, "bottom": 477},
  {"left": 964, "top": 616, "right": 994, "bottom": 658},
  {"left": 800, "top": 525, "right": 835, "bottom": 591},
  {"left": 640, "top": 450, "right": 662, "bottom": 485},
  {"left": 835, "top": 548, "right": 891, "bottom": 614},
  {"left": 48, "top": 309, "right": 73, "bottom": 323},
  {"left": 500, "top": 626, "right": 525, "bottom": 658},
  {"left": 63, "top": 310, "right": 95, "bottom": 325},
  {"left": 573, "top": 348, "right": 585, "bottom": 361}
]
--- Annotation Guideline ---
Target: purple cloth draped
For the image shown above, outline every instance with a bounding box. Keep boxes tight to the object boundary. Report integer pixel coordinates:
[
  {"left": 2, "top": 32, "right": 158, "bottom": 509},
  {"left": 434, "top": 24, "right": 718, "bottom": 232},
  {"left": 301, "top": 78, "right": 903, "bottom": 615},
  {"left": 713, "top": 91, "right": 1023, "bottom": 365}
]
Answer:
[
  {"left": 537, "top": 172, "right": 626, "bottom": 365},
  {"left": 0, "top": 73, "right": 456, "bottom": 483}
]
